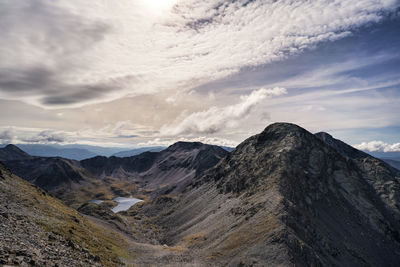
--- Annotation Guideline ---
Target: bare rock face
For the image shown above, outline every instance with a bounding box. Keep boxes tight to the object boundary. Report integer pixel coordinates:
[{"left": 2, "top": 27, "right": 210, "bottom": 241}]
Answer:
[{"left": 149, "top": 123, "right": 400, "bottom": 266}]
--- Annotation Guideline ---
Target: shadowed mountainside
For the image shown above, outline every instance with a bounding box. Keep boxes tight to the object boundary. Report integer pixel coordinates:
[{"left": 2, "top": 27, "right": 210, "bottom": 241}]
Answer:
[
  {"left": 0, "top": 144, "right": 33, "bottom": 161},
  {"left": 134, "top": 123, "right": 400, "bottom": 266}
]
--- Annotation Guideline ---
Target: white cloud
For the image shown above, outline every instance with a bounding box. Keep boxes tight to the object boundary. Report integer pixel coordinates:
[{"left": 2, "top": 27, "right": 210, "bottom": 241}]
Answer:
[
  {"left": 0, "top": 129, "right": 15, "bottom": 143},
  {"left": 355, "top": 141, "right": 400, "bottom": 152},
  {"left": 160, "top": 87, "right": 287, "bottom": 136},
  {"left": 0, "top": 0, "right": 397, "bottom": 108},
  {"left": 21, "top": 130, "right": 67, "bottom": 143},
  {"left": 0, "top": 127, "right": 68, "bottom": 144}
]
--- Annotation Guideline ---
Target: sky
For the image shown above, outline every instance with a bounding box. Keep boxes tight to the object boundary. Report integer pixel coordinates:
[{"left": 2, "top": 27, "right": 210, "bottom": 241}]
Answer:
[{"left": 0, "top": 0, "right": 399, "bottom": 151}]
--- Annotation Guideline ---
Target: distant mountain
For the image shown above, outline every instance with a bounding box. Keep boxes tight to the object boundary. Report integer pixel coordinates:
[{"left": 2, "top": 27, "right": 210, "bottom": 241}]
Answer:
[
  {"left": 0, "top": 143, "right": 133, "bottom": 160},
  {"left": 0, "top": 144, "right": 33, "bottom": 161},
  {"left": 366, "top": 151, "right": 400, "bottom": 160},
  {"left": 55, "top": 144, "right": 125, "bottom": 157},
  {"left": 15, "top": 144, "right": 97, "bottom": 160},
  {"left": 142, "top": 123, "right": 400, "bottom": 266},
  {"left": 220, "top": 146, "right": 235, "bottom": 152},
  {"left": 82, "top": 141, "right": 228, "bottom": 195},
  {"left": 112, "top": 146, "right": 166, "bottom": 157},
  {"left": 383, "top": 159, "right": 400, "bottom": 170}
]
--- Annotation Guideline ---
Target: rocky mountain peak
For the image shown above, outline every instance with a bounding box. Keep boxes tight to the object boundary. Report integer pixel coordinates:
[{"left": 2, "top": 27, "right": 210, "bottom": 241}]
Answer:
[
  {"left": 232, "top": 122, "right": 316, "bottom": 159},
  {"left": 256, "top": 122, "right": 308, "bottom": 142}
]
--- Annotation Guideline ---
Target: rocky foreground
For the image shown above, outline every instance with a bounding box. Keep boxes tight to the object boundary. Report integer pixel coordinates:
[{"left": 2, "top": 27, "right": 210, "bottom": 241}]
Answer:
[{"left": 0, "top": 163, "right": 130, "bottom": 266}]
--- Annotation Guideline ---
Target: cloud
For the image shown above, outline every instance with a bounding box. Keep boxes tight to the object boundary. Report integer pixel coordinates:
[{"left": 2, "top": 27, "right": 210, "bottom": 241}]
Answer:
[
  {"left": 355, "top": 141, "right": 400, "bottom": 152},
  {"left": 0, "top": 0, "right": 398, "bottom": 108},
  {"left": 160, "top": 87, "right": 287, "bottom": 136},
  {"left": 20, "top": 130, "right": 67, "bottom": 143},
  {"left": 0, "top": 129, "right": 14, "bottom": 143},
  {"left": 76, "top": 121, "right": 153, "bottom": 140},
  {"left": 0, "top": 127, "right": 68, "bottom": 144},
  {"left": 0, "top": 0, "right": 111, "bottom": 108}
]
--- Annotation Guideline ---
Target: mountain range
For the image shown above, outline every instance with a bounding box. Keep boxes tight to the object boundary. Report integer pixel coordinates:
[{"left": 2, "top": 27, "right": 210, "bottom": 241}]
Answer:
[
  {"left": 111, "top": 146, "right": 166, "bottom": 157},
  {"left": 0, "top": 123, "right": 399, "bottom": 266},
  {"left": 0, "top": 143, "right": 169, "bottom": 161},
  {"left": 0, "top": 142, "right": 227, "bottom": 208}
]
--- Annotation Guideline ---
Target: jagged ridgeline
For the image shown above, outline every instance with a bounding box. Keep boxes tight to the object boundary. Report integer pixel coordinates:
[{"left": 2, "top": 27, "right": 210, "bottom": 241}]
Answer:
[{"left": 1, "top": 123, "right": 400, "bottom": 266}]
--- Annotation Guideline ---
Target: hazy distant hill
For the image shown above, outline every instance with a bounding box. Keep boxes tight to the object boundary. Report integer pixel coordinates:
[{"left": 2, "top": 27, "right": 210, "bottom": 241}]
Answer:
[
  {"left": 383, "top": 158, "right": 400, "bottom": 170},
  {"left": 15, "top": 144, "right": 97, "bottom": 160},
  {"left": 367, "top": 151, "right": 400, "bottom": 161},
  {"left": 112, "top": 146, "right": 165, "bottom": 157},
  {"left": 0, "top": 143, "right": 131, "bottom": 160},
  {"left": 220, "top": 146, "right": 235, "bottom": 152},
  {"left": 56, "top": 144, "right": 125, "bottom": 157}
]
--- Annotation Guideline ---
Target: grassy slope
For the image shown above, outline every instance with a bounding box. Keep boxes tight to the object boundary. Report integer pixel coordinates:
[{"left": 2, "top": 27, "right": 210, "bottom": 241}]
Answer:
[{"left": 0, "top": 164, "right": 133, "bottom": 266}]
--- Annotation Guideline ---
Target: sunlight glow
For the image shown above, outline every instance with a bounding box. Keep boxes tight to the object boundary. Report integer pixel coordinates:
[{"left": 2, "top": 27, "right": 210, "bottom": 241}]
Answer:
[{"left": 140, "top": 0, "right": 177, "bottom": 14}]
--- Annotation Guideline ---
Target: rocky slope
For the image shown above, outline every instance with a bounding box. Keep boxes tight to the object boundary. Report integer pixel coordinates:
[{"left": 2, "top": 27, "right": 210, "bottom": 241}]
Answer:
[
  {"left": 0, "top": 162, "right": 131, "bottom": 266},
  {"left": 81, "top": 142, "right": 228, "bottom": 195},
  {"left": 135, "top": 123, "right": 400, "bottom": 266}
]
